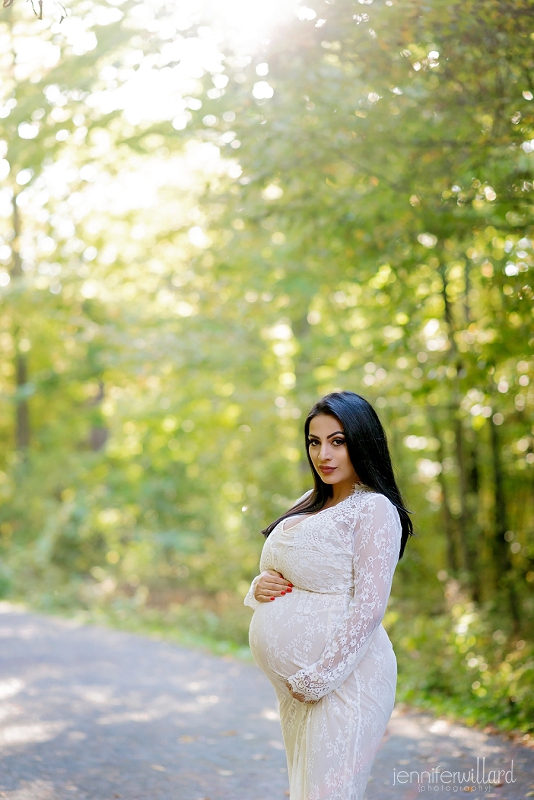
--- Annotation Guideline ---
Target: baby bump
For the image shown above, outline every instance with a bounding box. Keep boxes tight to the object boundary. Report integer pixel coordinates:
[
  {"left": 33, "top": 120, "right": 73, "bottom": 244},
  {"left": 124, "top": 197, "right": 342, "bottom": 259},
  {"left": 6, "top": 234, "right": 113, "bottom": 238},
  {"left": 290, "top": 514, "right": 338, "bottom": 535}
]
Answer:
[{"left": 249, "top": 589, "right": 349, "bottom": 683}]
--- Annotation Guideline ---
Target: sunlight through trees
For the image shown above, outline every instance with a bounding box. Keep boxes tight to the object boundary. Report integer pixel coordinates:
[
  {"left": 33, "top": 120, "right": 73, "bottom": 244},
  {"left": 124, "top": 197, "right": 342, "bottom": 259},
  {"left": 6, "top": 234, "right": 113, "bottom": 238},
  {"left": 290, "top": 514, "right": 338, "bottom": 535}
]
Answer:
[{"left": 0, "top": 0, "right": 532, "bottom": 737}]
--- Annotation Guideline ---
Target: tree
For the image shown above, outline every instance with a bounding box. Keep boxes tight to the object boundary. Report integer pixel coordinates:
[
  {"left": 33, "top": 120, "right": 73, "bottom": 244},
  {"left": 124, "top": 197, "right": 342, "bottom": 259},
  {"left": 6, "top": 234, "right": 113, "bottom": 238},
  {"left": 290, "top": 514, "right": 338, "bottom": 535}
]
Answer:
[{"left": 191, "top": 0, "right": 534, "bottom": 617}]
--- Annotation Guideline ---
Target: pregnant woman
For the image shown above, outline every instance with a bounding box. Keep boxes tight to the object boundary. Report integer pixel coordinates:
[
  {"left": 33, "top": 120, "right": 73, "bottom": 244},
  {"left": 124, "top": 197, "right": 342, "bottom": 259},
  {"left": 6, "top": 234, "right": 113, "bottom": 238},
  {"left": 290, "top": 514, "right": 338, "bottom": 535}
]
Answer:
[{"left": 244, "top": 391, "right": 413, "bottom": 800}]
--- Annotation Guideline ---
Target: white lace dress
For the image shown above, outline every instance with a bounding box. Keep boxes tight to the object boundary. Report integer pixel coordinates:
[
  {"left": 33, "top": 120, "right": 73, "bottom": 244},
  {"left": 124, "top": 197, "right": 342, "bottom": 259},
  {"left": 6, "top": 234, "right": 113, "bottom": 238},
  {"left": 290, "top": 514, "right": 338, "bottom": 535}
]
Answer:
[{"left": 244, "top": 486, "right": 402, "bottom": 800}]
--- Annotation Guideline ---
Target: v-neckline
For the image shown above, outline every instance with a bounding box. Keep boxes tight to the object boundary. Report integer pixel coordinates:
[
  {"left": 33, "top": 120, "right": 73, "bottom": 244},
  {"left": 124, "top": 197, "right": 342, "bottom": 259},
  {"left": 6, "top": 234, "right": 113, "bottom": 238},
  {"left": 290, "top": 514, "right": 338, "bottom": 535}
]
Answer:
[
  {"left": 279, "top": 486, "right": 369, "bottom": 533},
  {"left": 281, "top": 514, "right": 316, "bottom": 533}
]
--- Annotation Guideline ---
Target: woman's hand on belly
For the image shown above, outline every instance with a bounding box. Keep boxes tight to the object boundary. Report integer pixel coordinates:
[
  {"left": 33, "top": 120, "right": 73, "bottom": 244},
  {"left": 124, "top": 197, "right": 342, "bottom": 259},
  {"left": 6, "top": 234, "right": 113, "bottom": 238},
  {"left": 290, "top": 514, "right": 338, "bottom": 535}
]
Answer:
[
  {"left": 285, "top": 679, "right": 319, "bottom": 704},
  {"left": 254, "top": 569, "right": 293, "bottom": 603}
]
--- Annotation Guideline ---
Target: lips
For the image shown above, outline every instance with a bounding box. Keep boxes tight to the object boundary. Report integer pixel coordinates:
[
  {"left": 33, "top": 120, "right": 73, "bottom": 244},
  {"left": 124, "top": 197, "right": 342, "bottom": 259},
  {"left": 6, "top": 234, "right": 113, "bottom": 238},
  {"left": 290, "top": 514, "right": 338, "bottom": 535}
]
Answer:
[{"left": 319, "top": 466, "right": 336, "bottom": 474}]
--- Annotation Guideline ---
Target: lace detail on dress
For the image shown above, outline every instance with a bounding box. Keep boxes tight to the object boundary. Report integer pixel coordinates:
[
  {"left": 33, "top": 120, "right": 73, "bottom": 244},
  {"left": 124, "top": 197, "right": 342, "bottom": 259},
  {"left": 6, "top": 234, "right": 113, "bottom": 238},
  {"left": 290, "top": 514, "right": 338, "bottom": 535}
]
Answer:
[
  {"left": 243, "top": 489, "right": 313, "bottom": 610},
  {"left": 285, "top": 491, "right": 401, "bottom": 701},
  {"left": 245, "top": 485, "right": 402, "bottom": 800},
  {"left": 243, "top": 573, "right": 263, "bottom": 610}
]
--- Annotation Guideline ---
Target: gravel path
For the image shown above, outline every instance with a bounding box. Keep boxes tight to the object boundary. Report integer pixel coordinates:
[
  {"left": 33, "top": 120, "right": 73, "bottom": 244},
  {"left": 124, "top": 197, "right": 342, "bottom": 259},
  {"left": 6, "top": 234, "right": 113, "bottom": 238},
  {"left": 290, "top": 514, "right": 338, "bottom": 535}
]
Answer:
[{"left": 0, "top": 603, "right": 532, "bottom": 800}]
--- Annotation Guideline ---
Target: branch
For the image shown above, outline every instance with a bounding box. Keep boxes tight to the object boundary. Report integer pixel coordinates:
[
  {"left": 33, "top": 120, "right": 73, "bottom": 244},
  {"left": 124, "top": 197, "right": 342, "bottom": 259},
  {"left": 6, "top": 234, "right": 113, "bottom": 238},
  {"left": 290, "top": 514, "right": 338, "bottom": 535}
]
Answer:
[{"left": 2, "top": 0, "right": 66, "bottom": 21}]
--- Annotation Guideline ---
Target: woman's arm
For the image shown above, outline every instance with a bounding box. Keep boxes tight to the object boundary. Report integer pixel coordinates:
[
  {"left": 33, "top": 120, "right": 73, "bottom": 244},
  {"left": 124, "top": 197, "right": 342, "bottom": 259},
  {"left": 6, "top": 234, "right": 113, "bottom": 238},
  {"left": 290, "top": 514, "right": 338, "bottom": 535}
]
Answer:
[{"left": 286, "top": 493, "right": 402, "bottom": 702}]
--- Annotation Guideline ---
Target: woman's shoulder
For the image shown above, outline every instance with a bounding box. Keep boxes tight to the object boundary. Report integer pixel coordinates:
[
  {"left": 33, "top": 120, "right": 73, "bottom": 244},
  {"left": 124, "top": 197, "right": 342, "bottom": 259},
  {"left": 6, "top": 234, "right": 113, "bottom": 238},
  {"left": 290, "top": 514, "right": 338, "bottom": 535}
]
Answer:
[
  {"left": 293, "top": 488, "right": 313, "bottom": 505},
  {"left": 347, "top": 487, "right": 399, "bottom": 516},
  {"left": 353, "top": 490, "right": 402, "bottom": 541}
]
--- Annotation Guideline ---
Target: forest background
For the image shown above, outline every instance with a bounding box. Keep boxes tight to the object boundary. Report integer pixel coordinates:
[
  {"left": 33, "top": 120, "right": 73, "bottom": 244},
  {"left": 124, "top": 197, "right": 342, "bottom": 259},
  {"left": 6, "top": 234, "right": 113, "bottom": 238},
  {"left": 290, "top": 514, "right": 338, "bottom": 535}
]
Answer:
[{"left": 0, "top": 0, "right": 533, "bottom": 739}]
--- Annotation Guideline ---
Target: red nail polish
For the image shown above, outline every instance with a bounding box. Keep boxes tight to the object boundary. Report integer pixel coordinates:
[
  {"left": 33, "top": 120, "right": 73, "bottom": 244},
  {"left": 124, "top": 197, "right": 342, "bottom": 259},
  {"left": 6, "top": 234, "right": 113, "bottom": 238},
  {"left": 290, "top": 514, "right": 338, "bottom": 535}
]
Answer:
[
  {"left": 288, "top": 584, "right": 293, "bottom": 588},
  {"left": 281, "top": 591, "right": 286, "bottom": 595},
  {"left": 270, "top": 597, "right": 275, "bottom": 601},
  {"left": 287, "top": 588, "right": 292, "bottom": 592}
]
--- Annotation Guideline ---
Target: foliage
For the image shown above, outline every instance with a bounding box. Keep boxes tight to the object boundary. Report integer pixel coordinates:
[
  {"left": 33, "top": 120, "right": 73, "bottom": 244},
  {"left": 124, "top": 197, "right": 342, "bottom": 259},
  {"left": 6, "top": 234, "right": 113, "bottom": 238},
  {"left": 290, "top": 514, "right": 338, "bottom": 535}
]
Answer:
[
  {"left": 0, "top": 0, "right": 533, "bottom": 739},
  {"left": 390, "top": 582, "right": 534, "bottom": 735}
]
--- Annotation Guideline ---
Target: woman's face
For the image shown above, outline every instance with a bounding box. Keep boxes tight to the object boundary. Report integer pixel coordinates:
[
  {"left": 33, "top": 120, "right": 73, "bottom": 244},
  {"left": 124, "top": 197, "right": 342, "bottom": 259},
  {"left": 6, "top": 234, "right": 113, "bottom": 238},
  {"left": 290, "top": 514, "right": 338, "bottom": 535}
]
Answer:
[{"left": 307, "top": 414, "right": 360, "bottom": 488}]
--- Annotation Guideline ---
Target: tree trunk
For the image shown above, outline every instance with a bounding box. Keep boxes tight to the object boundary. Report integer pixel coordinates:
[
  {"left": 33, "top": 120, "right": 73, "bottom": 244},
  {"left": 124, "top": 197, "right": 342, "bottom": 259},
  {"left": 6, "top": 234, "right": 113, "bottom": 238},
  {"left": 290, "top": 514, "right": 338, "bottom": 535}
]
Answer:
[
  {"left": 11, "top": 194, "right": 30, "bottom": 451},
  {"left": 430, "top": 416, "right": 459, "bottom": 573},
  {"left": 489, "top": 414, "right": 521, "bottom": 629},
  {"left": 88, "top": 380, "right": 108, "bottom": 451},
  {"left": 15, "top": 346, "right": 30, "bottom": 449},
  {"left": 439, "top": 262, "right": 477, "bottom": 597}
]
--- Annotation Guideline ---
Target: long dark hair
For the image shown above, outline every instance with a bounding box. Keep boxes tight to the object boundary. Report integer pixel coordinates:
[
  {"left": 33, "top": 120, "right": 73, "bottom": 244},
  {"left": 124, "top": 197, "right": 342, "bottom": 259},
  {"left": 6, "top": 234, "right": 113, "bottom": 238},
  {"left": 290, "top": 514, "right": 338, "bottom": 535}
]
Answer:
[{"left": 262, "top": 391, "right": 414, "bottom": 560}]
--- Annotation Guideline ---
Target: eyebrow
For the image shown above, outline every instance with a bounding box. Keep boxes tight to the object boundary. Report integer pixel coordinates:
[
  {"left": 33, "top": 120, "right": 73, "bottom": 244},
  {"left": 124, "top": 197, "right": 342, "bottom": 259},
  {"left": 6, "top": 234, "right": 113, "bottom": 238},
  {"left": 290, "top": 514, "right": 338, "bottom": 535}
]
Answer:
[{"left": 308, "top": 431, "right": 345, "bottom": 439}]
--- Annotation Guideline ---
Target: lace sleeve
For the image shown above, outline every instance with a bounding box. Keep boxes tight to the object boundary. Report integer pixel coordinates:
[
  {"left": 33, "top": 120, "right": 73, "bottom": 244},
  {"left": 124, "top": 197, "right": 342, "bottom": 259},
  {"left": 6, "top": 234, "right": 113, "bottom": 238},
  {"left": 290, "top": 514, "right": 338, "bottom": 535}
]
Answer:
[
  {"left": 243, "top": 573, "right": 264, "bottom": 611},
  {"left": 286, "top": 494, "right": 402, "bottom": 702}
]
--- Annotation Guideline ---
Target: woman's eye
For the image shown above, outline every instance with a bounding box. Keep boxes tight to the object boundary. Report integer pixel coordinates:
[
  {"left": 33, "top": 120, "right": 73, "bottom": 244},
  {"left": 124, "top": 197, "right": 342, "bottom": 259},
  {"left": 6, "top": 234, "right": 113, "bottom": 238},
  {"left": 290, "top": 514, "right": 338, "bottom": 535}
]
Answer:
[
  {"left": 333, "top": 439, "right": 345, "bottom": 446},
  {"left": 308, "top": 440, "right": 319, "bottom": 447}
]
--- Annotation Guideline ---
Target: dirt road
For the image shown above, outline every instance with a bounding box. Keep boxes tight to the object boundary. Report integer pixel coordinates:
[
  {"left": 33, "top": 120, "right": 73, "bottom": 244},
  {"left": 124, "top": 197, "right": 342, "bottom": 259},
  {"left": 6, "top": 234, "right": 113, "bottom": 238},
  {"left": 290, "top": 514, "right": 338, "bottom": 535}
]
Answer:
[{"left": 0, "top": 604, "right": 532, "bottom": 799}]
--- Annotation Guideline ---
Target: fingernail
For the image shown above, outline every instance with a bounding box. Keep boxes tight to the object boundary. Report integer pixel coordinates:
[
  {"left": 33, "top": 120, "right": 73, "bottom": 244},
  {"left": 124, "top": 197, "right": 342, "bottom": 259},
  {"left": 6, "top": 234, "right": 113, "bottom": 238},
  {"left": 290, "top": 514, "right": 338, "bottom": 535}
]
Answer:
[
  {"left": 288, "top": 584, "right": 293, "bottom": 588},
  {"left": 287, "top": 588, "right": 292, "bottom": 592},
  {"left": 281, "top": 591, "right": 286, "bottom": 595},
  {"left": 270, "top": 597, "right": 275, "bottom": 601}
]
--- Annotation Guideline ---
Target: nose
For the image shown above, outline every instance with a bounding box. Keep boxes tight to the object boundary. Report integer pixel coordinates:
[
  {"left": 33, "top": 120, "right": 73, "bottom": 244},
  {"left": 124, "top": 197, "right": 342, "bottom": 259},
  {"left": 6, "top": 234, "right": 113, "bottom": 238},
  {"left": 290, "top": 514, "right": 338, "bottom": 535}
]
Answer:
[{"left": 319, "top": 442, "right": 332, "bottom": 462}]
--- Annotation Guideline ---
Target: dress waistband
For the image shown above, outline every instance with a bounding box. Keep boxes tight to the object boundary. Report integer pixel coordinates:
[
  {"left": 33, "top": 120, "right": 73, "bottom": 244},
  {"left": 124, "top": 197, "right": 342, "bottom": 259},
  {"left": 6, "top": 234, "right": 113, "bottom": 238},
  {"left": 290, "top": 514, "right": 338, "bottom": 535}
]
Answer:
[{"left": 292, "top": 586, "right": 352, "bottom": 597}]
